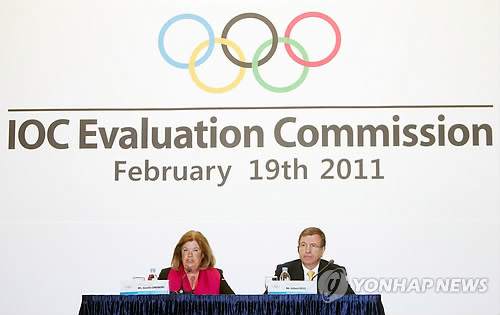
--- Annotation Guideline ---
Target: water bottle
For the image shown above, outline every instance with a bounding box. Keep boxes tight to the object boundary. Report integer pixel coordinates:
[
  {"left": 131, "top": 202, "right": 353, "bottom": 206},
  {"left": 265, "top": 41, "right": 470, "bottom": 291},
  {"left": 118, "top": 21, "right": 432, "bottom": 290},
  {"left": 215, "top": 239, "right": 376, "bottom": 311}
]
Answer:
[
  {"left": 147, "top": 268, "right": 158, "bottom": 280},
  {"left": 279, "top": 267, "right": 291, "bottom": 281}
]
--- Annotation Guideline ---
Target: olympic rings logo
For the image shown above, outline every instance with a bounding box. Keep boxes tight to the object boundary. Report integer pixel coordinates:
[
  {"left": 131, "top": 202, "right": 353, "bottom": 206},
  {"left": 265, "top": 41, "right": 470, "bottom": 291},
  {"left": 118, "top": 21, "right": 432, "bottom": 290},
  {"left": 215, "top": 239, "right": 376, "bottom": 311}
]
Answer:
[{"left": 158, "top": 12, "right": 341, "bottom": 93}]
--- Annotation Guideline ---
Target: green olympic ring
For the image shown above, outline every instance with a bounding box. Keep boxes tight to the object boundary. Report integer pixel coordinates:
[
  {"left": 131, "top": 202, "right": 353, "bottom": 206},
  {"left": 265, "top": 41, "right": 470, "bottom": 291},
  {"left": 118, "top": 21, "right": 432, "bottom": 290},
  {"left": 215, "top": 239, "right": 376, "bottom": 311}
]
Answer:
[{"left": 252, "top": 37, "right": 309, "bottom": 93}]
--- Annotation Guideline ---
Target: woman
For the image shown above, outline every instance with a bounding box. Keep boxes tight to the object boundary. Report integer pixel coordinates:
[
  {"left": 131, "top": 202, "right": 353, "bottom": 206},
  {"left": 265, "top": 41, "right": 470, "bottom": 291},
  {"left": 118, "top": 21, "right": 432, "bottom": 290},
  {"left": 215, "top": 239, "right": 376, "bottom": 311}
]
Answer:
[{"left": 158, "top": 230, "right": 234, "bottom": 294}]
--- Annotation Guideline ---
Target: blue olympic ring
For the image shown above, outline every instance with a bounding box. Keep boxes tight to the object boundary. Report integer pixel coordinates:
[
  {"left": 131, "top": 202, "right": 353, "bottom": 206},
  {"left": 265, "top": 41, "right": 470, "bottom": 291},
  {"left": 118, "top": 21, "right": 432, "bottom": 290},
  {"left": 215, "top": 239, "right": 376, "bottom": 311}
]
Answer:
[{"left": 158, "top": 14, "right": 215, "bottom": 69}]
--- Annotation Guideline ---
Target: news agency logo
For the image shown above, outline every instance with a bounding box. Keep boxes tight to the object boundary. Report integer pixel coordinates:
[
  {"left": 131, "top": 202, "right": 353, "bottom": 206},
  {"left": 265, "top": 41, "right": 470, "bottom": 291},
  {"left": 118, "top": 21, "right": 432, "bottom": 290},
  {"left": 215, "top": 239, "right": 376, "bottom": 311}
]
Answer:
[
  {"left": 318, "top": 268, "right": 350, "bottom": 303},
  {"left": 158, "top": 12, "right": 341, "bottom": 93}
]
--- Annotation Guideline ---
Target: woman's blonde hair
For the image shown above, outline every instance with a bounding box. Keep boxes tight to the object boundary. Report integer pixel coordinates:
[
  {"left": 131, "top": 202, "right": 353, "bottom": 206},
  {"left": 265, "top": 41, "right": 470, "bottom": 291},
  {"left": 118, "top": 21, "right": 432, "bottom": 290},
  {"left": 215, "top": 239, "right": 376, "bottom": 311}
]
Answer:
[{"left": 171, "top": 230, "right": 216, "bottom": 271}]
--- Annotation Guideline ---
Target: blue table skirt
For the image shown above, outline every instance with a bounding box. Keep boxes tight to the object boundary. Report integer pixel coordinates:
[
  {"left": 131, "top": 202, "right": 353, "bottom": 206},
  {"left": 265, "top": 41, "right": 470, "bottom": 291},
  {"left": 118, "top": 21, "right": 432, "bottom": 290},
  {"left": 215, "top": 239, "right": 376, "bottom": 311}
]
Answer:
[{"left": 79, "top": 294, "right": 385, "bottom": 315}]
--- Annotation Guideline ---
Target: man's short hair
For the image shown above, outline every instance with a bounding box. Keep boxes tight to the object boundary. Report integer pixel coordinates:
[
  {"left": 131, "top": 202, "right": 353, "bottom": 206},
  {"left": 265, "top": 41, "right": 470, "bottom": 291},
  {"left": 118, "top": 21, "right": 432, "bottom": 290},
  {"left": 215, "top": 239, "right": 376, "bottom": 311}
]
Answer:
[{"left": 298, "top": 227, "right": 326, "bottom": 248}]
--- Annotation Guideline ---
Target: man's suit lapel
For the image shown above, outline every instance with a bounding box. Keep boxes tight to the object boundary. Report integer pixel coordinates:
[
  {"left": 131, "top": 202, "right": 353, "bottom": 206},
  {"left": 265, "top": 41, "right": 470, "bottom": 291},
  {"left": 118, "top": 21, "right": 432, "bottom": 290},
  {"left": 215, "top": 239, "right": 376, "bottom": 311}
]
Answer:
[
  {"left": 318, "top": 259, "right": 327, "bottom": 273},
  {"left": 315, "top": 259, "right": 328, "bottom": 293},
  {"left": 290, "top": 260, "right": 305, "bottom": 280}
]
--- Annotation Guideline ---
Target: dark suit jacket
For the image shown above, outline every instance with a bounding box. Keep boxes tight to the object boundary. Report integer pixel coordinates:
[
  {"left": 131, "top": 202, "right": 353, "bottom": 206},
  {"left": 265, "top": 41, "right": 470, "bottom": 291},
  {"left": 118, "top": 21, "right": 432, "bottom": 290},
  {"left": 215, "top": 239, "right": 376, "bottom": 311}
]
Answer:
[
  {"left": 274, "top": 259, "right": 355, "bottom": 294},
  {"left": 158, "top": 267, "right": 234, "bottom": 294}
]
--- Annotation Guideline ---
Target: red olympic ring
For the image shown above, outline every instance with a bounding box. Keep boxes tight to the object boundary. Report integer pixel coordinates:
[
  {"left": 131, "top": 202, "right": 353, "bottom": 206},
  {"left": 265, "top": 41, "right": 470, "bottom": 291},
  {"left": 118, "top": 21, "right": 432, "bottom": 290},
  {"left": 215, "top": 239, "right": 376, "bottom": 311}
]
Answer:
[{"left": 284, "top": 12, "right": 341, "bottom": 67}]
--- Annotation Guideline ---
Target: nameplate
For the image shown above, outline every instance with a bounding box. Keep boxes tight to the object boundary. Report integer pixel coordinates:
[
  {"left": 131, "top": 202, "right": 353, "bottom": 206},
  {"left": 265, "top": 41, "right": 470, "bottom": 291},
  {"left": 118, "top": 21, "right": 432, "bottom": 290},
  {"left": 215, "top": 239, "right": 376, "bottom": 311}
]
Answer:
[
  {"left": 266, "top": 280, "right": 316, "bottom": 294},
  {"left": 120, "top": 280, "right": 170, "bottom": 295}
]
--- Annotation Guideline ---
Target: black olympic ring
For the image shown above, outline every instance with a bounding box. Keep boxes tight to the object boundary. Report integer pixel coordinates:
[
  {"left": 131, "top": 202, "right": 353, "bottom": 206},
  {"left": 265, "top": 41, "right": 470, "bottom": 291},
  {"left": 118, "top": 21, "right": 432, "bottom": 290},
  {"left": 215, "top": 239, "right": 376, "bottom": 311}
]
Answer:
[{"left": 220, "top": 13, "right": 278, "bottom": 69}]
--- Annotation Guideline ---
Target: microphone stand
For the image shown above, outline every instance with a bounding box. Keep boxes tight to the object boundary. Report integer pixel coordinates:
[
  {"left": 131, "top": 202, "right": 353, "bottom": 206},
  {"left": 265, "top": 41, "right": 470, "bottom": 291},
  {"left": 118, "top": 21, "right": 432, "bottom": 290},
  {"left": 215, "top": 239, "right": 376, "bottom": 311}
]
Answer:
[
  {"left": 311, "top": 259, "right": 334, "bottom": 280},
  {"left": 174, "top": 267, "right": 194, "bottom": 294}
]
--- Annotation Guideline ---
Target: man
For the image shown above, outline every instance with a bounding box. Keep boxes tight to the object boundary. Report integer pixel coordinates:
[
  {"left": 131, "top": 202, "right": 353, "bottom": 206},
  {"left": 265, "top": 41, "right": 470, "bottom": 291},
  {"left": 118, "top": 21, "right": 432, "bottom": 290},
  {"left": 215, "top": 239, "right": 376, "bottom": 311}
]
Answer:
[{"left": 273, "top": 227, "right": 355, "bottom": 295}]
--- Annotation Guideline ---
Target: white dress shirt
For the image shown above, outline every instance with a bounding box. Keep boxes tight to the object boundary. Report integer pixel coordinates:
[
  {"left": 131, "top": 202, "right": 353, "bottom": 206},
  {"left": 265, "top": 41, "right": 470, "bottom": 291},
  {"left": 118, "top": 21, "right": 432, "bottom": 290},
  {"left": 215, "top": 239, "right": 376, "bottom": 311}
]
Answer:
[{"left": 302, "top": 263, "right": 320, "bottom": 281}]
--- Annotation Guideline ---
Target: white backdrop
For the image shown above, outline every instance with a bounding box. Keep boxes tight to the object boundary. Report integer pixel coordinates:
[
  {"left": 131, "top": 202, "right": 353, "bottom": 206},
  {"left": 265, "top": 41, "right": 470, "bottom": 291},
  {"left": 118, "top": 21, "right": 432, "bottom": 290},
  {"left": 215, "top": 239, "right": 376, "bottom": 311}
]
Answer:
[{"left": 1, "top": 0, "right": 499, "bottom": 315}]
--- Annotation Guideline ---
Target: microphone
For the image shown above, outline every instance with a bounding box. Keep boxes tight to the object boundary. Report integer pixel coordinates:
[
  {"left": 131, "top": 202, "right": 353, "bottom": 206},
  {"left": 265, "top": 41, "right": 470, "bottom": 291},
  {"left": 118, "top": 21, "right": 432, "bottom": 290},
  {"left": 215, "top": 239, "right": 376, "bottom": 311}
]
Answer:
[
  {"left": 311, "top": 259, "right": 334, "bottom": 280},
  {"left": 175, "top": 267, "right": 192, "bottom": 294}
]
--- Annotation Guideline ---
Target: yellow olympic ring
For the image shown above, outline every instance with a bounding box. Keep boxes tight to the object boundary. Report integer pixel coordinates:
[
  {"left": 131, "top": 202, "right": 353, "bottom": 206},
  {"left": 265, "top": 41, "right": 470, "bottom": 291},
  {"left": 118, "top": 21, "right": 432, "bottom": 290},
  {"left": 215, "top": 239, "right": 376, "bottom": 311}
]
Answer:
[{"left": 189, "top": 38, "right": 246, "bottom": 94}]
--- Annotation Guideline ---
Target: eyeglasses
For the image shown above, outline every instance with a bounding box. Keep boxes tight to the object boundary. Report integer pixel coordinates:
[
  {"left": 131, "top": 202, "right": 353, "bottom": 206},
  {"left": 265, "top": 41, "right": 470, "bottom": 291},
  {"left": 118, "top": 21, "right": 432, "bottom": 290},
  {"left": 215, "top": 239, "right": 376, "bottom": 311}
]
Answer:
[{"left": 299, "top": 243, "right": 323, "bottom": 250}]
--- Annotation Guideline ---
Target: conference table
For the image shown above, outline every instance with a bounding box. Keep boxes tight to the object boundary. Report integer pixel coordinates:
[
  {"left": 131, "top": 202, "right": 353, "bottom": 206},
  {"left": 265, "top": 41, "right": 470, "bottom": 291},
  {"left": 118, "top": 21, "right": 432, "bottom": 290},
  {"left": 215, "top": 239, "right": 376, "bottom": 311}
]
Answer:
[{"left": 79, "top": 294, "right": 385, "bottom": 315}]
